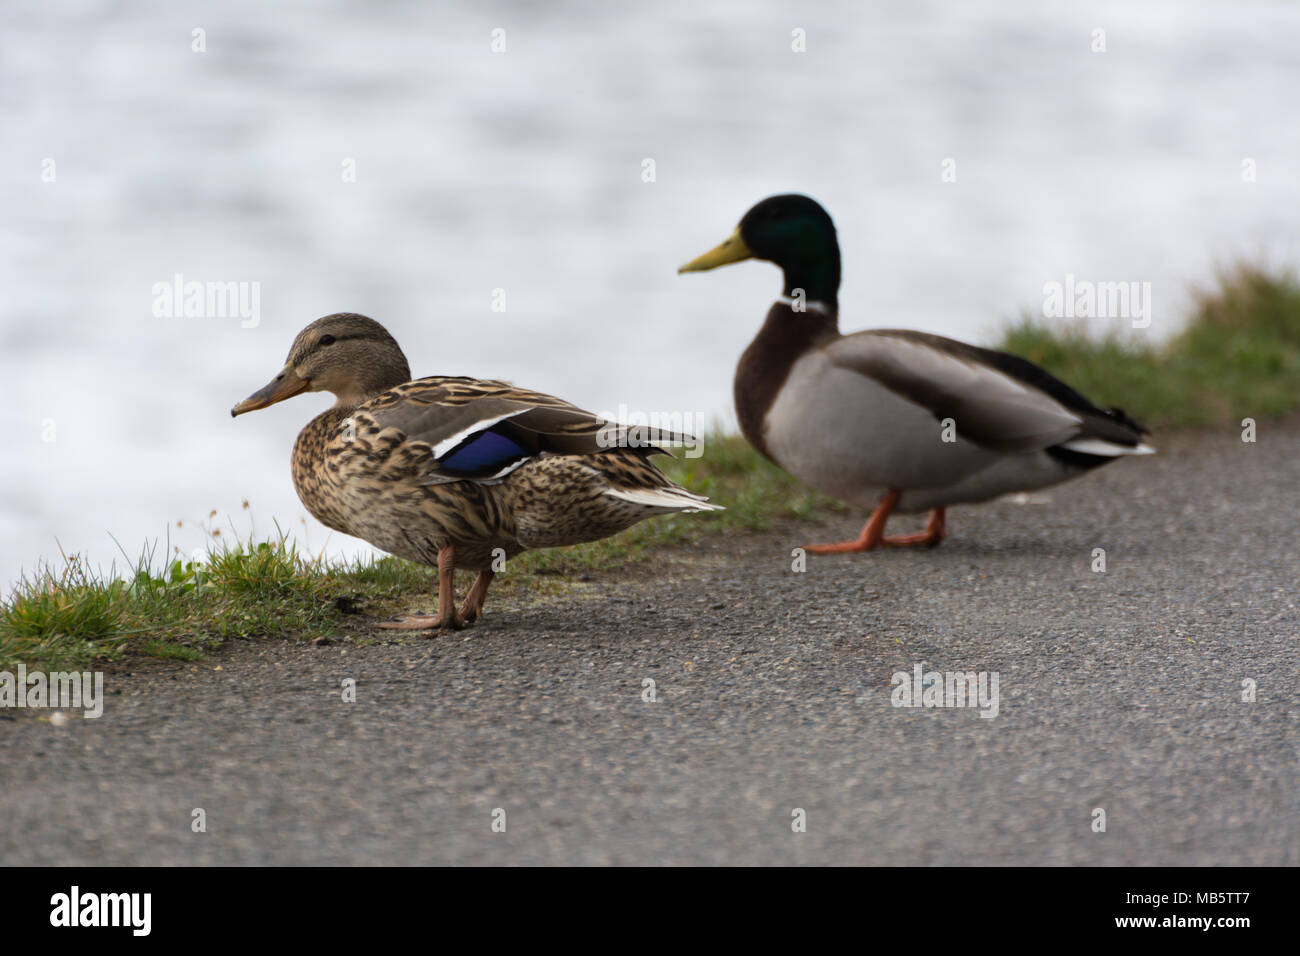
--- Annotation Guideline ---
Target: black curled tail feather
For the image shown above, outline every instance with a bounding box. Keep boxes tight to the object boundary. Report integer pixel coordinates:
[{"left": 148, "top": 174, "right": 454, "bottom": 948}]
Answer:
[{"left": 1104, "top": 405, "right": 1150, "bottom": 436}]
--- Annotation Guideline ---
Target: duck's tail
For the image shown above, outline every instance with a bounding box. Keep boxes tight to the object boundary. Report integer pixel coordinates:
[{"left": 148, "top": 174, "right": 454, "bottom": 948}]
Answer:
[
  {"left": 1058, "top": 404, "right": 1155, "bottom": 457},
  {"left": 502, "top": 450, "right": 721, "bottom": 551},
  {"left": 602, "top": 483, "right": 724, "bottom": 514}
]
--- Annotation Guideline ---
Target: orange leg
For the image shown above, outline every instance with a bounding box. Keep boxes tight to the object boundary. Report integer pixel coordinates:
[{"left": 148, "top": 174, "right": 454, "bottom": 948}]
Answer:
[
  {"left": 805, "top": 492, "right": 947, "bottom": 554},
  {"left": 804, "top": 489, "right": 901, "bottom": 554},
  {"left": 376, "top": 545, "right": 468, "bottom": 632},
  {"left": 882, "top": 507, "right": 946, "bottom": 548},
  {"left": 433, "top": 547, "right": 467, "bottom": 630},
  {"left": 458, "top": 570, "right": 494, "bottom": 623}
]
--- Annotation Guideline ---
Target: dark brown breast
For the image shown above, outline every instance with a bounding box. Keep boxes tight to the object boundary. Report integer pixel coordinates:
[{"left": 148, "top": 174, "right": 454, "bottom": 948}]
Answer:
[{"left": 733, "top": 301, "right": 840, "bottom": 462}]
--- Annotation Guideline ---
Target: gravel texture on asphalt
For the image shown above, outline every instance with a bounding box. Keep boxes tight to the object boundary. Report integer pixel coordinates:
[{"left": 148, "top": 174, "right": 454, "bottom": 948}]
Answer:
[{"left": 3, "top": 421, "right": 1297, "bottom": 865}]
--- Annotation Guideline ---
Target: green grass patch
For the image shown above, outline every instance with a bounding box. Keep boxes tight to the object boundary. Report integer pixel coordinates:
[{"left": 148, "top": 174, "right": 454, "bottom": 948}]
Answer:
[
  {"left": 0, "top": 441, "right": 836, "bottom": 674},
  {"left": 999, "top": 265, "right": 1300, "bottom": 428},
  {"left": 0, "top": 556, "right": 129, "bottom": 672},
  {"left": 1, "top": 536, "right": 404, "bottom": 673}
]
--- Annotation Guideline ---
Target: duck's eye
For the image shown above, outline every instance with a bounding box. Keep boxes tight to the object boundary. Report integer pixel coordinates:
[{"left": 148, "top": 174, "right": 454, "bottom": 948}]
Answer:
[{"left": 319, "top": 334, "right": 336, "bottom": 346}]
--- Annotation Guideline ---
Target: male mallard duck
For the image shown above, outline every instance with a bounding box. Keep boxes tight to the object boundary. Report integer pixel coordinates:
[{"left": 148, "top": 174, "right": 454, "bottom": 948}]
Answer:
[
  {"left": 232, "top": 313, "right": 720, "bottom": 630},
  {"left": 679, "top": 194, "right": 1153, "bottom": 553}
]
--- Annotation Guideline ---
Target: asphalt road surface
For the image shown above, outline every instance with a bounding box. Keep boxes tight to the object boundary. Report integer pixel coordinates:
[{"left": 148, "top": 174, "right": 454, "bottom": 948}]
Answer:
[{"left": 3, "top": 421, "right": 1297, "bottom": 865}]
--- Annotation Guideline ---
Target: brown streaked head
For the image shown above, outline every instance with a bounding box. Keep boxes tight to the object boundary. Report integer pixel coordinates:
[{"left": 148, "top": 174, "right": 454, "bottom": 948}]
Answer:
[{"left": 230, "top": 312, "right": 413, "bottom": 417}]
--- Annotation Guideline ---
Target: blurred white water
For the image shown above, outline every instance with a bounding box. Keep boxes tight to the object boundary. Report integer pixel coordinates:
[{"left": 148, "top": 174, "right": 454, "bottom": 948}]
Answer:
[{"left": 2, "top": 0, "right": 1298, "bottom": 589}]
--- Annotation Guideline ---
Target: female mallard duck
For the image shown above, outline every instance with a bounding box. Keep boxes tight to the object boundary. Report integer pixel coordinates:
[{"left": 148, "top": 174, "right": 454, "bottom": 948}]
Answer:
[
  {"left": 231, "top": 313, "right": 720, "bottom": 630},
  {"left": 678, "top": 194, "right": 1153, "bottom": 553}
]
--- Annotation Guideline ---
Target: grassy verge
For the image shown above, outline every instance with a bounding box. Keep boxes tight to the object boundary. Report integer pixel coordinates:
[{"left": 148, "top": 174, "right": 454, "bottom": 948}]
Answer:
[
  {"left": 5, "top": 265, "right": 1299, "bottom": 672},
  {"left": 0, "top": 444, "right": 840, "bottom": 674},
  {"left": 999, "top": 265, "right": 1300, "bottom": 428}
]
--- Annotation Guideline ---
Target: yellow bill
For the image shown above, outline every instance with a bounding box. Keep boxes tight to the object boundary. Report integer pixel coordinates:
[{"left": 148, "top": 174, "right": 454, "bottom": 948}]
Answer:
[{"left": 677, "top": 227, "right": 754, "bottom": 273}]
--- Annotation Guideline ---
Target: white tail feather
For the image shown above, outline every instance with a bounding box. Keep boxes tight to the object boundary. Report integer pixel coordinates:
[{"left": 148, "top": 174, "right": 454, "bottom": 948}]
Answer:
[
  {"left": 602, "top": 486, "right": 723, "bottom": 513},
  {"left": 1060, "top": 438, "right": 1156, "bottom": 457}
]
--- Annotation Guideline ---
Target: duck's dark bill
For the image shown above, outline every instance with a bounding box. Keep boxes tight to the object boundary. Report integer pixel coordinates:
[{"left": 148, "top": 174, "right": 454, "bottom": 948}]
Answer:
[
  {"left": 678, "top": 226, "right": 753, "bottom": 273},
  {"left": 231, "top": 365, "right": 310, "bottom": 417}
]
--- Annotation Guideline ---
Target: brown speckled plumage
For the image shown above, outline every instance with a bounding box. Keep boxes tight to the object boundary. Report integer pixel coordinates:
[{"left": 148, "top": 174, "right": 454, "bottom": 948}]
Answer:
[{"left": 233, "top": 313, "right": 720, "bottom": 631}]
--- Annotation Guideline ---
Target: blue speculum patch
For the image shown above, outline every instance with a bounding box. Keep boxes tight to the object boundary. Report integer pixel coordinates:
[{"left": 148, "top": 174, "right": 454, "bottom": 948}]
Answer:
[{"left": 438, "top": 429, "right": 530, "bottom": 474}]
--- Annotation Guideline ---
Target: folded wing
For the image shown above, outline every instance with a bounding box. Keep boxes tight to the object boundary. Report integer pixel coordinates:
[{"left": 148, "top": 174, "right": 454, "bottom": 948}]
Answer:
[
  {"left": 826, "top": 330, "right": 1150, "bottom": 455},
  {"left": 360, "top": 376, "right": 696, "bottom": 483}
]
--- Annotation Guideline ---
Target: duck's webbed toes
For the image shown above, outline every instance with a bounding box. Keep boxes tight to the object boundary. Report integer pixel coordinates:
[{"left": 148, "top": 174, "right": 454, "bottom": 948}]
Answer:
[
  {"left": 375, "top": 614, "right": 446, "bottom": 631},
  {"left": 437, "top": 607, "right": 469, "bottom": 634},
  {"left": 457, "top": 570, "right": 495, "bottom": 625},
  {"left": 880, "top": 507, "right": 947, "bottom": 548}
]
